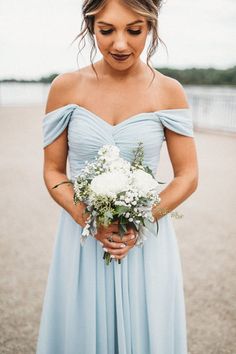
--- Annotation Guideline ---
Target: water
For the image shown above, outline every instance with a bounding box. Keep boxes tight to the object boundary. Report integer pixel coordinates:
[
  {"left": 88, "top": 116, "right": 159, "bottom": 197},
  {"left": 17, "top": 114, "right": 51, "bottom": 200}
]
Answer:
[
  {"left": 0, "top": 82, "right": 235, "bottom": 133},
  {"left": 0, "top": 82, "right": 50, "bottom": 106},
  {"left": 185, "top": 85, "right": 236, "bottom": 133}
]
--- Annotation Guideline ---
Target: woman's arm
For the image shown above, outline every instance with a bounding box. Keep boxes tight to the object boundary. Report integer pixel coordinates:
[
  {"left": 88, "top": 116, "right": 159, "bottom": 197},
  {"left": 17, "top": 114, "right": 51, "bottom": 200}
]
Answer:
[
  {"left": 152, "top": 78, "right": 199, "bottom": 220},
  {"left": 152, "top": 131, "right": 198, "bottom": 220},
  {"left": 43, "top": 74, "right": 89, "bottom": 227}
]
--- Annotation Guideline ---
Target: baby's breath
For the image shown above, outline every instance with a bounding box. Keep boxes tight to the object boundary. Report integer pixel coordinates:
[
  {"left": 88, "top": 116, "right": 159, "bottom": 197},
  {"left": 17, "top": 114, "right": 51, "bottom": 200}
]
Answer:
[{"left": 53, "top": 142, "right": 176, "bottom": 265}]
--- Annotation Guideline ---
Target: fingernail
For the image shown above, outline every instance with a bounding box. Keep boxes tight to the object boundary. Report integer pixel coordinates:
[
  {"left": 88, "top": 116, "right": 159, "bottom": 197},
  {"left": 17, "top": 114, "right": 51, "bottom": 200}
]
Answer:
[
  {"left": 111, "top": 255, "right": 116, "bottom": 258},
  {"left": 120, "top": 244, "right": 126, "bottom": 248},
  {"left": 103, "top": 247, "right": 108, "bottom": 252}
]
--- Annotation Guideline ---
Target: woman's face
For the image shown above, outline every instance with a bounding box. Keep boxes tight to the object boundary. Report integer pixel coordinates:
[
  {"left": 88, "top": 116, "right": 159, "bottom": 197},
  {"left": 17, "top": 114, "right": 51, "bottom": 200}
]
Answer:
[{"left": 94, "top": 0, "right": 149, "bottom": 71}]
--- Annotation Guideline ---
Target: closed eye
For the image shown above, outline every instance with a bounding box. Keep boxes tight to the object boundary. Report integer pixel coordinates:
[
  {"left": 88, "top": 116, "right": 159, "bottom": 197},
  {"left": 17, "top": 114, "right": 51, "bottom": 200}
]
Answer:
[{"left": 99, "top": 29, "right": 142, "bottom": 36}]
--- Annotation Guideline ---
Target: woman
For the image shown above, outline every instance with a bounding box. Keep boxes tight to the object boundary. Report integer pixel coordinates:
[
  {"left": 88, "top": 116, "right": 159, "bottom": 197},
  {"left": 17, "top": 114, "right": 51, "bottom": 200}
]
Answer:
[{"left": 36, "top": 0, "right": 198, "bottom": 353}]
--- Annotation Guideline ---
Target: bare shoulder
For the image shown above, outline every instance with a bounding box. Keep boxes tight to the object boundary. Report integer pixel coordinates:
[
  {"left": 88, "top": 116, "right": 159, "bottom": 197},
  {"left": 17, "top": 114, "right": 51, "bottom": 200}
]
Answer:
[
  {"left": 155, "top": 71, "right": 190, "bottom": 110},
  {"left": 45, "top": 70, "right": 84, "bottom": 114}
]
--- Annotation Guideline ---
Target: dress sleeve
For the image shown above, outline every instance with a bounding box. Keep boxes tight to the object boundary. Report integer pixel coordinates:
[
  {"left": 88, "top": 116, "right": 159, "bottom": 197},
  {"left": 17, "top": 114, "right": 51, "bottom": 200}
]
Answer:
[
  {"left": 42, "top": 104, "right": 78, "bottom": 148},
  {"left": 157, "top": 108, "right": 194, "bottom": 141}
]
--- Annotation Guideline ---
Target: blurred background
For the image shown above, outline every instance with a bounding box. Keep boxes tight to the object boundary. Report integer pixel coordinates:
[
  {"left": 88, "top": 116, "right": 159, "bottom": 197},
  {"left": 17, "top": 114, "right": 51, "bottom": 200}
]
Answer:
[{"left": 0, "top": 0, "right": 235, "bottom": 353}]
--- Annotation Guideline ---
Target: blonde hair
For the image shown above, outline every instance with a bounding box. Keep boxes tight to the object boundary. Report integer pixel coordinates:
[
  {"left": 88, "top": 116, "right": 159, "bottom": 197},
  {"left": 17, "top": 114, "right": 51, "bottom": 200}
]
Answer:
[{"left": 71, "top": 0, "right": 167, "bottom": 86}]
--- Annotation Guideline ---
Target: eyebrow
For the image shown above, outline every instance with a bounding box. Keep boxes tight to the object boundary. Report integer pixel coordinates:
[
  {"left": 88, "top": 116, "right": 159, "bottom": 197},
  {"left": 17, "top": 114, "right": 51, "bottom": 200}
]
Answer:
[{"left": 96, "top": 20, "right": 144, "bottom": 26}]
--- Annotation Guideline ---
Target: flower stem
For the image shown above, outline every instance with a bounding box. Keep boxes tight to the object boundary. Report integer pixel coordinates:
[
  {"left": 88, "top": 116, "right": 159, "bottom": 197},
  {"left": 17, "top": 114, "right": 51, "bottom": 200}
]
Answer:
[{"left": 103, "top": 251, "right": 122, "bottom": 265}]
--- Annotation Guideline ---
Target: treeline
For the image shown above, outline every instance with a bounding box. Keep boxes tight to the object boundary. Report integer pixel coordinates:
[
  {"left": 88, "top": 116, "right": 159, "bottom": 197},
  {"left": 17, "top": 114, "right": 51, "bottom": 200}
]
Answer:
[
  {"left": 156, "top": 66, "right": 236, "bottom": 85},
  {"left": 0, "top": 73, "right": 58, "bottom": 84},
  {"left": 1, "top": 66, "right": 236, "bottom": 85}
]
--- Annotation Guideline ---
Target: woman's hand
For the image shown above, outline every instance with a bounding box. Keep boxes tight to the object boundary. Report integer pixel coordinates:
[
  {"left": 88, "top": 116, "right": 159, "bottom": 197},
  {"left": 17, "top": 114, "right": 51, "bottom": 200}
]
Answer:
[
  {"left": 95, "top": 221, "right": 138, "bottom": 261},
  {"left": 71, "top": 202, "right": 90, "bottom": 227},
  {"left": 72, "top": 205, "right": 138, "bottom": 260}
]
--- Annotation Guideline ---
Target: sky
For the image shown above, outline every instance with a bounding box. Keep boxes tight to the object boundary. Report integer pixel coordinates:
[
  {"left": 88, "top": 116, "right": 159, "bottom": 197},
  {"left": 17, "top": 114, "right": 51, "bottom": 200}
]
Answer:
[{"left": 0, "top": 0, "right": 235, "bottom": 80}]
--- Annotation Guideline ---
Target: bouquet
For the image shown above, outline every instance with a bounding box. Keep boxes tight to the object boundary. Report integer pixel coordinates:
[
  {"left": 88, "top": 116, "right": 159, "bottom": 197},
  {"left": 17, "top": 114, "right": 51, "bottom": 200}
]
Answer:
[{"left": 52, "top": 142, "right": 162, "bottom": 265}]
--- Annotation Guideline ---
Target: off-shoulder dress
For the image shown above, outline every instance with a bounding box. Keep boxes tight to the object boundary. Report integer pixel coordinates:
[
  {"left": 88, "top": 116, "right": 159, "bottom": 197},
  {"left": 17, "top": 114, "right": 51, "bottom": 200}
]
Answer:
[{"left": 36, "top": 103, "right": 194, "bottom": 354}]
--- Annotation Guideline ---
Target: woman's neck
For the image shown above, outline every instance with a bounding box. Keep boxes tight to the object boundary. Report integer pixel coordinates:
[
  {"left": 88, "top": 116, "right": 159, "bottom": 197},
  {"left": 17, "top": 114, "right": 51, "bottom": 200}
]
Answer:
[{"left": 96, "top": 57, "right": 145, "bottom": 81}]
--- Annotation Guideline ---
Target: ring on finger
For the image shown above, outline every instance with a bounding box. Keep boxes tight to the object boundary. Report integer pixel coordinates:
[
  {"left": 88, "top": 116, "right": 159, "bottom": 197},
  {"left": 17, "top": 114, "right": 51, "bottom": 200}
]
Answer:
[{"left": 108, "top": 234, "right": 114, "bottom": 242}]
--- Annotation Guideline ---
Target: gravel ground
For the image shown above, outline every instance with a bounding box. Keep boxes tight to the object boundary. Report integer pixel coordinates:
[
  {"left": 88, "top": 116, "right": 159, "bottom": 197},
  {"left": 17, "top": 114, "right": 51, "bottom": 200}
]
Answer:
[{"left": 0, "top": 105, "right": 235, "bottom": 354}]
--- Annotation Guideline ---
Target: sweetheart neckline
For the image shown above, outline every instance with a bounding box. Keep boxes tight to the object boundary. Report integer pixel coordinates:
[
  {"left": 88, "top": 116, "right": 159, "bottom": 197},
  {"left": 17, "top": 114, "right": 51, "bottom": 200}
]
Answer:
[{"left": 45, "top": 103, "right": 190, "bottom": 128}]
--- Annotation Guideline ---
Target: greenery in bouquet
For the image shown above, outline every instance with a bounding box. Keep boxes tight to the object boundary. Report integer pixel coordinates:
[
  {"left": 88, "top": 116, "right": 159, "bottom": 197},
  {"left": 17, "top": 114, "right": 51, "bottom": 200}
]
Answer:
[{"left": 52, "top": 142, "right": 163, "bottom": 265}]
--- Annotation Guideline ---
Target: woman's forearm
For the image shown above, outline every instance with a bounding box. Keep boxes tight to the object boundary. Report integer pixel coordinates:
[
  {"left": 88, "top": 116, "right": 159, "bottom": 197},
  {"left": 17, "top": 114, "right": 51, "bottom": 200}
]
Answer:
[
  {"left": 43, "top": 170, "right": 85, "bottom": 223},
  {"left": 44, "top": 170, "right": 197, "bottom": 225},
  {"left": 152, "top": 174, "right": 198, "bottom": 221}
]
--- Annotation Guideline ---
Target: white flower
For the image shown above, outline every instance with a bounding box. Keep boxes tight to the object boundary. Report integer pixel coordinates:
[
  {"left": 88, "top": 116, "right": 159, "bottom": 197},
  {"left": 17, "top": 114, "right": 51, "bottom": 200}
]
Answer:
[
  {"left": 98, "top": 145, "right": 120, "bottom": 162},
  {"left": 132, "top": 170, "right": 159, "bottom": 196},
  {"left": 90, "top": 171, "right": 130, "bottom": 197},
  {"left": 82, "top": 224, "right": 90, "bottom": 237},
  {"left": 107, "top": 158, "right": 131, "bottom": 174}
]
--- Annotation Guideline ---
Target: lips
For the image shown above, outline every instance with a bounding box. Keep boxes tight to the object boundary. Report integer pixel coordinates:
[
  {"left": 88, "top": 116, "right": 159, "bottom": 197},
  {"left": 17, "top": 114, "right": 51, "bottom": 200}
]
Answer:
[{"left": 111, "top": 53, "right": 131, "bottom": 61}]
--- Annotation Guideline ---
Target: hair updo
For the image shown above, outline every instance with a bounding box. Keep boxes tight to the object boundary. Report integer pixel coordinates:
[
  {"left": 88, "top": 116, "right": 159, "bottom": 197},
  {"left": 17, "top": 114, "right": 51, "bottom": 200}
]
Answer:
[{"left": 71, "top": 0, "right": 167, "bottom": 84}]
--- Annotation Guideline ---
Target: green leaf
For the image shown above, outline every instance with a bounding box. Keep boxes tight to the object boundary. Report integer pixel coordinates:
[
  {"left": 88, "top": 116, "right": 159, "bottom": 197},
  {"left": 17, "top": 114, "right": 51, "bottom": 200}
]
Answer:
[
  {"left": 156, "top": 221, "right": 159, "bottom": 235},
  {"left": 141, "top": 218, "right": 145, "bottom": 226},
  {"left": 115, "top": 206, "right": 130, "bottom": 215},
  {"left": 104, "top": 210, "right": 113, "bottom": 219},
  {"left": 131, "top": 141, "right": 144, "bottom": 166},
  {"left": 144, "top": 165, "right": 155, "bottom": 178},
  {"left": 118, "top": 223, "right": 127, "bottom": 237},
  {"left": 104, "top": 252, "right": 111, "bottom": 266},
  {"left": 131, "top": 222, "right": 139, "bottom": 232}
]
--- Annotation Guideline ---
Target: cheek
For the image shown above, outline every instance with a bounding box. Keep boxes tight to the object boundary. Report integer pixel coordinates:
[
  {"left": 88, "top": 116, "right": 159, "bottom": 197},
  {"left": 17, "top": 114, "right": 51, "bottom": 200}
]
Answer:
[
  {"left": 132, "top": 36, "right": 147, "bottom": 52},
  {"left": 96, "top": 35, "right": 111, "bottom": 51}
]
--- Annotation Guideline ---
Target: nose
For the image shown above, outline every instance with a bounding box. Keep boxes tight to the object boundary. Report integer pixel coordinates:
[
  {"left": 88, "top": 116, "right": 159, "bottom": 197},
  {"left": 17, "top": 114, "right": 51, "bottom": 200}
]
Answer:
[{"left": 112, "top": 32, "right": 128, "bottom": 52}]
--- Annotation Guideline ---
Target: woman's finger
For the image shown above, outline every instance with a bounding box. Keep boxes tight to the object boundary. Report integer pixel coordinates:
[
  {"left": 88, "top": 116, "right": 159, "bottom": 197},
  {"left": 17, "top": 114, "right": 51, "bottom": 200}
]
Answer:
[
  {"left": 105, "top": 232, "right": 137, "bottom": 243},
  {"left": 102, "top": 239, "right": 127, "bottom": 249},
  {"left": 103, "top": 245, "right": 130, "bottom": 256}
]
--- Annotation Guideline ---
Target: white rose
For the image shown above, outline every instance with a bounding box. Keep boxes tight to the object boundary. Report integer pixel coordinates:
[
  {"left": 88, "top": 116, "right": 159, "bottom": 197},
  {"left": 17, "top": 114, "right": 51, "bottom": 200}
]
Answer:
[
  {"left": 90, "top": 171, "right": 130, "bottom": 197},
  {"left": 132, "top": 169, "right": 159, "bottom": 196}
]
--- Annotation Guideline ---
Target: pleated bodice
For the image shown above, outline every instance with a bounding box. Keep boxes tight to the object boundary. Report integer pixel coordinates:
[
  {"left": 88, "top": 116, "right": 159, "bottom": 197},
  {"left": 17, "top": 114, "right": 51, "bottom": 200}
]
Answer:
[{"left": 42, "top": 103, "right": 194, "bottom": 181}]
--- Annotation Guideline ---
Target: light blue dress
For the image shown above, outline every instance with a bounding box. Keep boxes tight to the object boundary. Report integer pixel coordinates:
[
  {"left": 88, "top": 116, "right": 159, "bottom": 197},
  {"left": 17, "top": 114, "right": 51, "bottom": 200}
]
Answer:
[{"left": 36, "top": 103, "right": 194, "bottom": 354}]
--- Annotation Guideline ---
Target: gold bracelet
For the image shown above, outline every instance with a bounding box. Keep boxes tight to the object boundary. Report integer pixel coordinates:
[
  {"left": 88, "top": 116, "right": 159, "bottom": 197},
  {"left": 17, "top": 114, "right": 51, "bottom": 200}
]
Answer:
[
  {"left": 154, "top": 205, "right": 184, "bottom": 220},
  {"left": 154, "top": 206, "right": 170, "bottom": 217}
]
